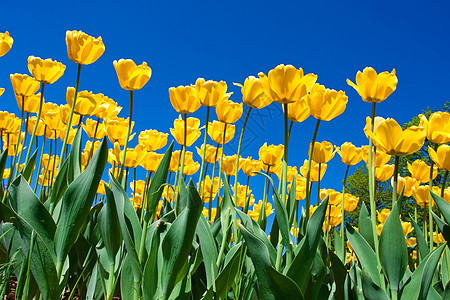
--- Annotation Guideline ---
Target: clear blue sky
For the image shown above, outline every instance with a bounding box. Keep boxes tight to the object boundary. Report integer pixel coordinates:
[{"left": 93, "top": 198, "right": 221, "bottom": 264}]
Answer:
[{"left": 1, "top": 0, "right": 450, "bottom": 206}]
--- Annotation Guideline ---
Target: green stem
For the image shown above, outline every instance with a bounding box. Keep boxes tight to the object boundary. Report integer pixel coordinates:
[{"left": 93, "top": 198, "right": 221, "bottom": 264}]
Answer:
[
  {"left": 34, "top": 129, "right": 46, "bottom": 193},
  {"left": 208, "top": 144, "right": 220, "bottom": 222},
  {"left": 24, "top": 83, "right": 45, "bottom": 166},
  {"left": 59, "top": 63, "right": 82, "bottom": 171},
  {"left": 217, "top": 123, "right": 227, "bottom": 201},
  {"left": 87, "top": 117, "right": 100, "bottom": 164},
  {"left": 175, "top": 113, "right": 188, "bottom": 214},
  {"left": 198, "top": 107, "right": 210, "bottom": 191},
  {"left": 392, "top": 155, "right": 400, "bottom": 206},
  {"left": 233, "top": 107, "right": 252, "bottom": 205},
  {"left": 340, "top": 165, "right": 350, "bottom": 261},
  {"left": 316, "top": 163, "right": 321, "bottom": 205},
  {"left": 119, "top": 90, "right": 134, "bottom": 184},
  {"left": 305, "top": 119, "right": 321, "bottom": 221},
  {"left": 216, "top": 208, "right": 231, "bottom": 269},
  {"left": 428, "top": 144, "right": 438, "bottom": 253},
  {"left": 441, "top": 170, "right": 449, "bottom": 198}
]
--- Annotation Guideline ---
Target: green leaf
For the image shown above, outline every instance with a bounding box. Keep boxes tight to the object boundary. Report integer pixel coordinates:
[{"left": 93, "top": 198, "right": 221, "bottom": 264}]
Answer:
[
  {"left": 329, "top": 250, "right": 346, "bottom": 300},
  {"left": 361, "top": 270, "right": 389, "bottom": 300},
  {"left": 379, "top": 201, "right": 408, "bottom": 291},
  {"left": 109, "top": 173, "right": 142, "bottom": 278},
  {"left": 409, "top": 214, "right": 429, "bottom": 260},
  {"left": 161, "top": 179, "right": 203, "bottom": 298},
  {"left": 98, "top": 186, "right": 122, "bottom": 264},
  {"left": 254, "top": 172, "right": 291, "bottom": 253},
  {"left": 286, "top": 196, "right": 328, "bottom": 292},
  {"left": 346, "top": 225, "right": 380, "bottom": 286},
  {"left": 287, "top": 177, "right": 296, "bottom": 228},
  {"left": 236, "top": 209, "right": 277, "bottom": 265},
  {"left": 240, "top": 224, "right": 304, "bottom": 299},
  {"left": 0, "top": 148, "right": 8, "bottom": 183},
  {"left": 432, "top": 212, "right": 450, "bottom": 244},
  {"left": 54, "top": 138, "right": 108, "bottom": 264},
  {"left": 9, "top": 176, "right": 56, "bottom": 258},
  {"left": 20, "top": 149, "right": 37, "bottom": 181},
  {"left": 400, "top": 244, "right": 446, "bottom": 299},
  {"left": 120, "top": 254, "right": 137, "bottom": 300},
  {"left": 0, "top": 200, "right": 15, "bottom": 223},
  {"left": 145, "top": 142, "right": 173, "bottom": 222},
  {"left": 67, "top": 127, "right": 83, "bottom": 183},
  {"left": 333, "top": 229, "right": 344, "bottom": 263},
  {"left": 196, "top": 215, "right": 218, "bottom": 289},
  {"left": 358, "top": 202, "right": 374, "bottom": 249},
  {"left": 431, "top": 190, "right": 450, "bottom": 224}
]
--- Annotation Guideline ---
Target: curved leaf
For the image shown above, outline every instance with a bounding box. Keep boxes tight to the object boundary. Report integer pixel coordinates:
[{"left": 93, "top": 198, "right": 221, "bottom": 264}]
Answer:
[
  {"left": 197, "top": 215, "right": 218, "bottom": 289},
  {"left": 361, "top": 270, "right": 389, "bottom": 300},
  {"left": 409, "top": 214, "right": 429, "bottom": 260}
]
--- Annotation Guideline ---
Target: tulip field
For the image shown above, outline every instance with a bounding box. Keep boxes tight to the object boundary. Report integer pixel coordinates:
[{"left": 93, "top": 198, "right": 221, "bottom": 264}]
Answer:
[{"left": 1, "top": 30, "right": 450, "bottom": 300}]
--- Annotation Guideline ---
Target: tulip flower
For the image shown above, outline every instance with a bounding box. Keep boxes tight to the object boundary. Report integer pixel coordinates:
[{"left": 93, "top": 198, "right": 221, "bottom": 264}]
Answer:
[
  {"left": 83, "top": 118, "right": 107, "bottom": 140},
  {"left": 105, "top": 116, "right": 135, "bottom": 146},
  {"left": 288, "top": 176, "right": 307, "bottom": 201},
  {"left": 234, "top": 76, "right": 272, "bottom": 109},
  {"left": 208, "top": 121, "right": 235, "bottom": 144},
  {"left": 374, "top": 164, "right": 394, "bottom": 182},
  {"left": 169, "top": 85, "right": 200, "bottom": 114},
  {"left": 183, "top": 159, "right": 200, "bottom": 176},
  {"left": 66, "top": 30, "right": 105, "bottom": 65},
  {"left": 202, "top": 175, "right": 222, "bottom": 202},
  {"left": 310, "top": 141, "right": 335, "bottom": 164},
  {"left": 412, "top": 185, "right": 430, "bottom": 207},
  {"left": 222, "top": 155, "right": 243, "bottom": 176},
  {"left": 258, "top": 143, "right": 284, "bottom": 167},
  {"left": 194, "top": 78, "right": 232, "bottom": 107},
  {"left": 364, "top": 117, "right": 426, "bottom": 156},
  {"left": 28, "top": 56, "right": 66, "bottom": 84},
  {"left": 429, "top": 145, "right": 450, "bottom": 171},
  {"left": 407, "top": 159, "right": 437, "bottom": 183},
  {"left": 419, "top": 112, "right": 450, "bottom": 144},
  {"left": 343, "top": 193, "right": 359, "bottom": 212},
  {"left": 202, "top": 207, "right": 218, "bottom": 222},
  {"left": 196, "top": 144, "right": 219, "bottom": 164},
  {"left": 262, "top": 160, "right": 282, "bottom": 175},
  {"left": 300, "top": 159, "right": 327, "bottom": 182},
  {"left": 347, "top": 67, "right": 398, "bottom": 103},
  {"left": 141, "top": 151, "right": 163, "bottom": 173},
  {"left": 170, "top": 115, "right": 202, "bottom": 147},
  {"left": 258, "top": 64, "right": 317, "bottom": 104},
  {"left": 378, "top": 208, "right": 391, "bottom": 225},
  {"left": 361, "top": 145, "right": 391, "bottom": 167},
  {"left": 307, "top": 83, "right": 348, "bottom": 121},
  {"left": 10, "top": 74, "right": 40, "bottom": 97},
  {"left": 0, "top": 32, "right": 13, "bottom": 57},
  {"left": 113, "top": 59, "right": 152, "bottom": 91},
  {"left": 27, "top": 117, "right": 45, "bottom": 136},
  {"left": 42, "top": 103, "right": 62, "bottom": 131},
  {"left": 391, "top": 176, "right": 419, "bottom": 197},
  {"left": 241, "top": 157, "right": 262, "bottom": 177},
  {"left": 216, "top": 99, "right": 243, "bottom": 124},
  {"left": 285, "top": 97, "right": 310, "bottom": 123},
  {"left": 320, "top": 189, "right": 341, "bottom": 205},
  {"left": 59, "top": 104, "right": 81, "bottom": 126},
  {"left": 248, "top": 200, "right": 273, "bottom": 221},
  {"left": 276, "top": 166, "right": 297, "bottom": 183},
  {"left": 130, "top": 180, "right": 146, "bottom": 195},
  {"left": 59, "top": 125, "right": 77, "bottom": 145},
  {"left": 66, "top": 87, "right": 101, "bottom": 117},
  {"left": 336, "top": 142, "right": 363, "bottom": 166},
  {"left": 232, "top": 183, "right": 255, "bottom": 208},
  {"left": 93, "top": 94, "right": 122, "bottom": 120},
  {"left": 138, "top": 129, "right": 168, "bottom": 152}
]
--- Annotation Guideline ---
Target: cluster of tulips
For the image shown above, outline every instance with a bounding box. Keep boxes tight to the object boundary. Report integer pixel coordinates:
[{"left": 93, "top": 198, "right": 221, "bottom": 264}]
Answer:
[{"left": 1, "top": 29, "right": 450, "bottom": 300}]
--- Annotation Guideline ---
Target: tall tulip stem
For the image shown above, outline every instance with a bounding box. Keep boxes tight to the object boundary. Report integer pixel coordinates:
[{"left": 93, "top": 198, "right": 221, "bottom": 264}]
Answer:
[
  {"left": 175, "top": 113, "right": 188, "bottom": 214},
  {"left": 392, "top": 155, "right": 400, "bottom": 206},
  {"left": 198, "top": 107, "right": 210, "bottom": 191},
  {"left": 59, "top": 63, "right": 82, "bottom": 171},
  {"left": 340, "top": 164, "right": 350, "bottom": 261},
  {"left": 305, "top": 118, "right": 321, "bottom": 221},
  {"left": 428, "top": 143, "right": 438, "bottom": 252},
  {"left": 234, "top": 107, "right": 252, "bottom": 206},
  {"left": 441, "top": 170, "right": 449, "bottom": 198},
  {"left": 25, "top": 83, "right": 45, "bottom": 167}
]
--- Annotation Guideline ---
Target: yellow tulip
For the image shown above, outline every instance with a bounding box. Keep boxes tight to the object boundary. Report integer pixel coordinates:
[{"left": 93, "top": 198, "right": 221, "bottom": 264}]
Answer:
[
  {"left": 307, "top": 83, "right": 348, "bottom": 121},
  {"left": 288, "top": 175, "right": 307, "bottom": 201},
  {"left": 10, "top": 74, "right": 40, "bottom": 97},
  {"left": 97, "top": 180, "right": 107, "bottom": 195},
  {"left": 234, "top": 76, "right": 272, "bottom": 109},
  {"left": 248, "top": 200, "right": 273, "bottom": 221},
  {"left": 391, "top": 176, "right": 419, "bottom": 197},
  {"left": 320, "top": 189, "right": 341, "bottom": 205},
  {"left": 14, "top": 93, "right": 41, "bottom": 114},
  {"left": 431, "top": 186, "right": 450, "bottom": 203},
  {"left": 241, "top": 157, "right": 261, "bottom": 177},
  {"left": 66, "top": 87, "right": 101, "bottom": 117},
  {"left": 285, "top": 97, "right": 310, "bottom": 123},
  {"left": 0, "top": 112, "right": 16, "bottom": 132},
  {"left": 262, "top": 159, "right": 282, "bottom": 175},
  {"left": 232, "top": 182, "right": 254, "bottom": 208},
  {"left": 202, "top": 207, "right": 217, "bottom": 222},
  {"left": 170, "top": 115, "right": 202, "bottom": 147},
  {"left": 208, "top": 121, "right": 235, "bottom": 144},
  {"left": 402, "top": 221, "right": 413, "bottom": 237},
  {"left": 169, "top": 85, "right": 200, "bottom": 114},
  {"left": 41, "top": 103, "right": 61, "bottom": 131},
  {"left": 183, "top": 159, "right": 200, "bottom": 176},
  {"left": 194, "top": 78, "right": 232, "bottom": 107},
  {"left": 59, "top": 104, "right": 81, "bottom": 126},
  {"left": 27, "top": 116, "right": 45, "bottom": 136},
  {"left": 336, "top": 142, "right": 363, "bottom": 166},
  {"left": 113, "top": 59, "right": 152, "bottom": 90},
  {"left": 130, "top": 180, "right": 146, "bottom": 195},
  {"left": 59, "top": 125, "right": 77, "bottom": 145},
  {"left": 0, "top": 88, "right": 3, "bottom": 97},
  {"left": 364, "top": 117, "right": 426, "bottom": 156},
  {"left": 222, "top": 155, "right": 243, "bottom": 176},
  {"left": 429, "top": 145, "right": 450, "bottom": 171},
  {"left": 216, "top": 99, "right": 243, "bottom": 124},
  {"left": 141, "top": 151, "right": 163, "bottom": 173},
  {"left": 433, "top": 232, "right": 445, "bottom": 244},
  {"left": 346, "top": 67, "right": 398, "bottom": 103},
  {"left": 82, "top": 118, "right": 107, "bottom": 140},
  {"left": 276, "top": 165, "right": 297, "bottom": 183},
  {"left": 169, "top": 150, "right": 182, "bottom": 173},
  {"left": 44, "top": 128, "right": 60, "bottom": 140},
  {"left": 374, "top": 164, "right": 394, "bottom": 182},
  {"left": 196, "top": 144, "right": 219, "bottom": 164},
  {"left": 419, "top": 112, "right": 450, "bottom": 144},
  {"left": 378, "top": 208, "right": 390, "bottom": 225},
  {"left": 0, "top": 31, "right": 13, "bottom": 57},
  {"left": 66, "top": 30, "right": 105, "bottom": 65},
  {"left": 138, "top": 129, "right": 168, "bottom": 152},
  {"left": 258, "top": 64, "right": 317, "bottom": 104},
  {"left": 258, "top": 143, "right": 284, "bottom": 167},
  {"left": 105, "top": 116, "right": 135, "bottom": 146},
  {"left": 93, "top": 94, "right": 122, "bottom": 120},
  {"left": 361, "top": 145, "right": 391, "bottom": 167},
  {"left": 407, "top": 159, "right": 437, "bottom": 183},
  {"left": 343, "top": 193, "right": 359, "bottom": 212},
  {"left": 201, "top": 175, "right": 222, "bottom": 202},
  {"left": 28, "top": 56, "right": 66, "bottom": 84},
  {"left": 300, "top": 159, "right": 326, "bottom": 182},
  {"left": 412, "top": 185, "right": 430, "bottom": 208},
  {"left": 310, "top": 141, "right": 335, "bottom": 164}
]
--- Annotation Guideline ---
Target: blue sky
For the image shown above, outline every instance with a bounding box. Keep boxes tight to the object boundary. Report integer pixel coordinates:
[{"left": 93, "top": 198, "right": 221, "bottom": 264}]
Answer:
[{"left": 1, "top": 0, "right": 450, "bottom": 207}]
